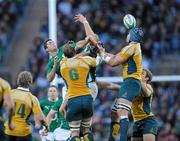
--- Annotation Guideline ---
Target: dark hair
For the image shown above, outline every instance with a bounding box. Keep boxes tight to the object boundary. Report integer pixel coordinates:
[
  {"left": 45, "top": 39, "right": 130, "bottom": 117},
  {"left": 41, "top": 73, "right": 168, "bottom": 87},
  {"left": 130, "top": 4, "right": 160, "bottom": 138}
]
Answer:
[
  {"left": 43, "top": 39, "right": 52, "bottom": 50},
  {"left": 48, "top": 85, "right": 58, "bottom": 90},
  {"left": 63, "top": 41, "right": 76, "bottom": 58},
  {"left": 143, "top": 68, "right": 153, "bottom": 83},
  {"left": 17, "top": 71, "right": 33, "bottom": 88}
]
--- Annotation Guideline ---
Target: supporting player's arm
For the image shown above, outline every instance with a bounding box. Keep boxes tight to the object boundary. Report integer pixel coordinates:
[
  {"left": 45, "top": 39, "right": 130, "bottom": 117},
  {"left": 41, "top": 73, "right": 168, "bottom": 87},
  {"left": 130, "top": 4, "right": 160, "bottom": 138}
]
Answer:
[
  {"left": 141, "top": 82, "right": 153, "bottom": 97},
  {"left": 96, "top": 81, "right": 120, "bottom": 91},
  {"left": 76, "top": 40, "right": 89, "bottom": 52},
  {"left": 32, "top": 96, "right": 48, "bottom": 130},
  {"left": 47, "top": 56, "right": 58, "bottom": 82},
  {"left": 3, "top": 86, "right": 15, "bottom": 130}
]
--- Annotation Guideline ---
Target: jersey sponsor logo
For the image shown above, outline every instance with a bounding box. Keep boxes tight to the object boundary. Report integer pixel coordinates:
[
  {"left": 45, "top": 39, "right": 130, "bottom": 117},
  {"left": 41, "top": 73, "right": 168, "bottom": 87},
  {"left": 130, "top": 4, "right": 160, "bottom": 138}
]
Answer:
[{"left": 45, "top": 106, "right": 50, "bottom": 110}]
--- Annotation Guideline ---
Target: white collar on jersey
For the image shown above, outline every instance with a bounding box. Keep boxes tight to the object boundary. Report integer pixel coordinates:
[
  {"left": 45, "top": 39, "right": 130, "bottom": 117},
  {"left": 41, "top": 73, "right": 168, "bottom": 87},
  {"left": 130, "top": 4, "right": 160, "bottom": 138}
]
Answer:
[
  {"left": 48, "top": 97, "right": 59, "bottom": 102},
  {"left": 17, "top": 87, "right": 30, "bottom": 92}
]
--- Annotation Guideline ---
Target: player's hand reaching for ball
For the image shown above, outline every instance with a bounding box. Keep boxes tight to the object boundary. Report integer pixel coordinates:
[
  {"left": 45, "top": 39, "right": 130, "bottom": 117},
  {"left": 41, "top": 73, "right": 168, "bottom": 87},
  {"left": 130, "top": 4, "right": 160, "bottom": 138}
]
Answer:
[{"left": 74, "top": 14, "right": 87, "bottom": 24}]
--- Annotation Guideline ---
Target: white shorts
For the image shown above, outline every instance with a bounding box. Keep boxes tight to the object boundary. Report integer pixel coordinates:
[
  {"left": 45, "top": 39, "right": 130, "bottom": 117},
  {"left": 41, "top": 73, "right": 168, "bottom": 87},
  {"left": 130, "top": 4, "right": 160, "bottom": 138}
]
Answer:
[
  {"left": 54, "top": 127, "right": 71, "bottom": 141},
  {"left": 39, "top": 131, "right": 54, "bottom": 141},
  {"left": 40, "top": 128, "right": 70, "bottom": 141},
  {"left": 88, "top": 82, "right": 98, "bottom": 101}
]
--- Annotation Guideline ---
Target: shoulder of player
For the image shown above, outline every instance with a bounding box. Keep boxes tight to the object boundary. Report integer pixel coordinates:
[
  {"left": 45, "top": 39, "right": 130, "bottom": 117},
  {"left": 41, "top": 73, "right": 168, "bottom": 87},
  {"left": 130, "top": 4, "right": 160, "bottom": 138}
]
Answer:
[
  {"left": 0, "top": 78, "right": 10, "bottom": 89},
  {"left": 40, "top": 99, "right": 49, "bottom": 104},
  {"left": 79, "top": 56, "right": 95, "bottom": 60}
]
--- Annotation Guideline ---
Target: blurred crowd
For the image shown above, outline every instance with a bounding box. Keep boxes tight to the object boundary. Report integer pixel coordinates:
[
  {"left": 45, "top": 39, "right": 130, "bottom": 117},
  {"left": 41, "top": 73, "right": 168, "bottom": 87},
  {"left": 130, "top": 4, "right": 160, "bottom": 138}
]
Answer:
[{"left": 0, "top": 0, "right": 28, "bottom": 64}]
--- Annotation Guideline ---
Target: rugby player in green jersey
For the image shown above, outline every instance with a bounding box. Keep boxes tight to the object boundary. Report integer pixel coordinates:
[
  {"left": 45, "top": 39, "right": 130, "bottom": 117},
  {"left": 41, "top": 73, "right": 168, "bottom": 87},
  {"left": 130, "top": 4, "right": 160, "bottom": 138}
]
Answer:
[{"left": 40, "top": 85, "right": 70, "bottom": 141}]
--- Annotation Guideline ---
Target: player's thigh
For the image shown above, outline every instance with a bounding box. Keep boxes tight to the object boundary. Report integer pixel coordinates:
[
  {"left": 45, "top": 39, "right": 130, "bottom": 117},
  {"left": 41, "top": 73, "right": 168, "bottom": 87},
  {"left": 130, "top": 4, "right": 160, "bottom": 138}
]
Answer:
[
  {"left": 142, "top": 116, "right": 158, "bottom": 138},
  {"left": 82, "top": 95, "right": 93, "bottom": 119},
  {"left": 131, "top": 137, "right": 143, "bottom": 141},
  {"left": 66, "top": 97, "right": 82, "bottom": 122},
  {"left": 132, "top": 121, "right": 143, "bottom": 140},
  {"left": 143, "top": 134, "right": 156, "bottom": 141},
  {"left": 117, "top": 78, "right": 141, "bottom": 102},
  {"left": 54, "top": 128, "right": 71, "bottom": 141}
]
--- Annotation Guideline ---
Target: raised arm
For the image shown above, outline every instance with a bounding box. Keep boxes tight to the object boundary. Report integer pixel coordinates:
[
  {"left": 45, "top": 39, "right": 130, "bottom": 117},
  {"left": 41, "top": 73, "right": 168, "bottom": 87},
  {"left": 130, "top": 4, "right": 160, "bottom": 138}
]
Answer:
[
  {"left": 3, "top": 86, "right": 15, "bottom": 130},
  {"left": 74, "top": 14, "right": 95, "bottom": 36}
]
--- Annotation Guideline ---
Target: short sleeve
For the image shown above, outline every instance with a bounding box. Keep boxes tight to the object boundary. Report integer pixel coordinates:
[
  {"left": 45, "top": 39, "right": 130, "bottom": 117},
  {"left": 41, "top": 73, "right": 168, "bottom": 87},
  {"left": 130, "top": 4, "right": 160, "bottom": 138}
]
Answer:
[
  {"left": 52, "top": 99, "right": 62, "bottom": 111},
  {"left": 119, "top": 44, "right": 135, "bottom": 60},
  {"left": 83, "top": 56, "right": 96, "bottom": 67},
  {"left": 32, "top": 96, "right": 42, "bottom": 115}
]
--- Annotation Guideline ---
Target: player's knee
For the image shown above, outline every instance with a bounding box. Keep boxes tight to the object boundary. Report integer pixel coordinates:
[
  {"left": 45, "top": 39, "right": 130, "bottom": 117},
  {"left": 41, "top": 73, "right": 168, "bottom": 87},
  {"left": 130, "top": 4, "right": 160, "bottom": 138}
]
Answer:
[
  {"left": 111, "top": 111, "right": 119, "bottom": 121},
  {"left": 143, "top": 134, "right": 155, "bottom": 141},
  {"left": 81, "top": 119, "right": 91, "bottom": 134},
  {"left": 69, "top": 123, "right": 80, "bottom": 137}
]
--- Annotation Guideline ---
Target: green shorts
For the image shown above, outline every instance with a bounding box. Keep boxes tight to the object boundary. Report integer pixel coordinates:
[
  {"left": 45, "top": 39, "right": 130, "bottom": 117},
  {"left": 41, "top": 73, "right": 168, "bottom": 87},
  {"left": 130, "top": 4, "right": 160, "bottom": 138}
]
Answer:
[
  {"left": 6, "top": 134, "right": 32, "bottom": 141},
  {"left": 0, "top": 120, "right": 5, "bottom": 141},
  {"left": 117, "top": 78, "right": 141, "bottom": 102},
  {"left": 66, "top": 95, "right": 93, "bottom": 122},
  {"left": 132, "top": 116, "right": 159, "bottom": 137}
]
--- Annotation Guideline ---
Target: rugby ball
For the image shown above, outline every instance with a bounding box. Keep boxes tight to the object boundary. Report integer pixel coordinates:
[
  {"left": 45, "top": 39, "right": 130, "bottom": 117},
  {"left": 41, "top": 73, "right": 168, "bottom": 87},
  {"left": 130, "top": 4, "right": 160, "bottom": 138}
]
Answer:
[{"left": 123, "top": 14, "right": 136, "bottom": 29}]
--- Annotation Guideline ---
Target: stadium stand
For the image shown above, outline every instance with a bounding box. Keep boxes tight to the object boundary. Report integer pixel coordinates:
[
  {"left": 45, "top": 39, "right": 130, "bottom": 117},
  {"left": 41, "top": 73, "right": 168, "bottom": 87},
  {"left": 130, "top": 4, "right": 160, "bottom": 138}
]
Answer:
[{"left": 0, "top": 0, "right": 29, "bottom": 65}]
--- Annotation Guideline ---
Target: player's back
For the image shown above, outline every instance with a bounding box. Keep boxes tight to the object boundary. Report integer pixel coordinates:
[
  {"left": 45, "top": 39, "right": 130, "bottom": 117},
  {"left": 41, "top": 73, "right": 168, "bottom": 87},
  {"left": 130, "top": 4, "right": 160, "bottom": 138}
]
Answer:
[
  {"left": 5, "top": 87, "right": 36, "bottom": 136},
  {"left": 131, "top": 93, "right": 154, "bottom": 122},
  {"left": 120, "top": 42, "right": 142, "bottom": 80},
  {"left": 60, "top": 56, "right": 96, "bottom": 99},
  {"left": 0, "top": 78, "right": 10, "bottom": 109}
]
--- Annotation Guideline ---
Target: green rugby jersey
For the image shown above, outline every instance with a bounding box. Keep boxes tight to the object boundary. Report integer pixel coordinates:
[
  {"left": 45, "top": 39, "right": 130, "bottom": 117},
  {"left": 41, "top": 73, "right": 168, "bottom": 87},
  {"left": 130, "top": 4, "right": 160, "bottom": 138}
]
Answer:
[
  {"left": 40, "top": 98, "right": 69, "bottom": 132},
  {"left": 46, "top": 42, "right": 97, "bottom": 81}
]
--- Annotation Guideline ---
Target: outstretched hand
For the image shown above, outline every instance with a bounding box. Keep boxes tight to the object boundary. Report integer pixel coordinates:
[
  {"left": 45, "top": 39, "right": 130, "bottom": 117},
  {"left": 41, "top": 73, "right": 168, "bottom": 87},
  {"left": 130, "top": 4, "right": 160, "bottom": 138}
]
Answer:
[{"left": 74, "top": 14, "right": 87, "bottom": 24}]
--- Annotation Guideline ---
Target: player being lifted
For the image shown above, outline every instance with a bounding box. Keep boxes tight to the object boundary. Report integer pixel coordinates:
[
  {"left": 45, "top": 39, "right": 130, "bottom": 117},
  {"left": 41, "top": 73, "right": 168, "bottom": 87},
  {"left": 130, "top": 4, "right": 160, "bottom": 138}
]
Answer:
[
  {"left": 0, "top": 78, "right": 14, "bottom": 141},
  {"left": 131, "top": 69, "right": 158, "bottom": 141},
  {"left": 40, "top": 85, "right": 70, "bottom": 141},
  {"left": 59, "top": 42, "right": 103, "bottom": 141},
  {"left": 93, "top": 27, "right": 144, "bottom": 141},
  {"left": 5, "top": 71, "right": 48, "bottom": 141},
  {"left": 44, "top": 14, "right": 119, "bottom": 101}
]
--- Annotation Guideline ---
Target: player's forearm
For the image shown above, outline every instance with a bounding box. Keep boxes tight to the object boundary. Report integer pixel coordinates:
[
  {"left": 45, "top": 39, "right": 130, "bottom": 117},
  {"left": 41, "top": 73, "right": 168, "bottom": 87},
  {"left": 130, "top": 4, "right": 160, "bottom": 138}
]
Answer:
[
  {"left": 4, "top": 95, "right": 14, "bottom": 125},
  {"left": 141, "top": 82, "right": 153, "bottom": 97},
  {"left": 97, "top": 81, "right": 120, "bottom": 91},
  {"left": 83, "top": 21, "right": 95, "bottom": 36},
  {"left": 76, "top": 40, "right": 89, "bottom": 51},
  {"left": 7, "top": 106, "right": 14, "bottom": 126},
  {"left": 47, "top": 66, "right": 56, "bottom": 82}
]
